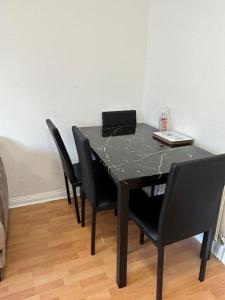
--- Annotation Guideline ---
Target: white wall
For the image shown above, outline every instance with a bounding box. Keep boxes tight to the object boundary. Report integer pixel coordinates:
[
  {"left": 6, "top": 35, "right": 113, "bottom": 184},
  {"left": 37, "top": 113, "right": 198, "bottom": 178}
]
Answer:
[
  {"left": 0, "top": 0, "right": 149, "bottom": 198},
  {"left": 143, "top": 0, "right": 225, "bottom": 154},
  {"left": 143, "top": 0, "right": 225, "bottom": 234}
]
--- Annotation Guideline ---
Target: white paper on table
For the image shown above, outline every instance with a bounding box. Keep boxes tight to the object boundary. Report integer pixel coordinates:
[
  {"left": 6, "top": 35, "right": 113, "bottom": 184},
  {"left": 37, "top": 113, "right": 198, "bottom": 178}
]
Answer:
[{"left": 153, "top": 131, "right": 193, "bottom": 143}]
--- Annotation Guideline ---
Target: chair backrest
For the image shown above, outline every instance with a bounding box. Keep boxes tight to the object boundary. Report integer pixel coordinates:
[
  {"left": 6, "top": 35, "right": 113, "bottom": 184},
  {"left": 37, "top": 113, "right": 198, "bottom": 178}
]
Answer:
[
  {"left": 159, "top": 154, "right": 225, "bottom": 246},
  {"left": 102, "top": 110, "right": 136, "bottom": 127},
  {"left": 72, "top": 126, "right": 96, "bottom": 207},
  {"left": 46, "top": 119, "right": 76, "bottom": 183}
]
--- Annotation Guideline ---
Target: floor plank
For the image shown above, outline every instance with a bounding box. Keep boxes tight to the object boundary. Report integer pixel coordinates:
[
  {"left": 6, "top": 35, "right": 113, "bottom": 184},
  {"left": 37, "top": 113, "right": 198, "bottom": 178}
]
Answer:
[{"left": 1, "top": 199, "right": 225, "bottom": 299}]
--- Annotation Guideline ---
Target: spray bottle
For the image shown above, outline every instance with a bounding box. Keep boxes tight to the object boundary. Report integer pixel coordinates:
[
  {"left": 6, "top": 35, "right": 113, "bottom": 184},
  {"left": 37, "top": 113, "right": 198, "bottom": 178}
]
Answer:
[{"left": 159, "top": 107, "right": 168, "bottom": 131}]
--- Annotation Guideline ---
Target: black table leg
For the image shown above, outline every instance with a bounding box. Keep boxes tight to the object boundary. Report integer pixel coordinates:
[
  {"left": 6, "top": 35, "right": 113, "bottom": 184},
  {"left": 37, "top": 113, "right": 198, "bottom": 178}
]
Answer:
[{"left": 117, "top": 181, "right": 129, "bottom": 288}]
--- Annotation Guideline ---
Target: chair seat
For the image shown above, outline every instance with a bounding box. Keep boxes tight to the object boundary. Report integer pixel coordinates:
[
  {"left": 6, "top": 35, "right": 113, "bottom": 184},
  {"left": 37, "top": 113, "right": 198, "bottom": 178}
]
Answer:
[
  {"left": 73, "top": 159, "right": 117, "bottom": 210},
  {"left": 96, "top": 169, "right": 151, "bottom": 211},
  {"left": 97, "top": 182, "right": 117, "bottom": 210},
  {"left": 98, "top": 183, "right": 150, "bottom": 211},
  {"left": 95, "top": 164, "right": 117, "bottom": 210},
  {"left": 129, "top": 194, "right": 164, "bottom": 242}
]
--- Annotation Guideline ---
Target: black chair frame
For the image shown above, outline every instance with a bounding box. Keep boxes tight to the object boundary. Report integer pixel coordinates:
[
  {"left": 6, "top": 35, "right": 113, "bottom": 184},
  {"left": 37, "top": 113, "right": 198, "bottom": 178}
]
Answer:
[
  {"left": 130, "top": 154, "right": 225, "bottom": 300},
  {"left": 102, "top": 110, "right": 136, "bottom": 128},
  {"left": 72, "top": 126, "right": 118, "bottom": 255},
  {"left": 46, "top": 119, "right": 82, "bottom": 224}
]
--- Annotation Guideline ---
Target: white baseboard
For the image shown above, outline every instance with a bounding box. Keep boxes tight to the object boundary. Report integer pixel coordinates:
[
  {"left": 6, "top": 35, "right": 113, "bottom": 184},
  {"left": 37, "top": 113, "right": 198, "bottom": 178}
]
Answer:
[
  {"left": 9, "top": 188, "right": 80, "bottom": 208},
  {"left": 194, "top": 234, "right": 225, "bottom": 265}
]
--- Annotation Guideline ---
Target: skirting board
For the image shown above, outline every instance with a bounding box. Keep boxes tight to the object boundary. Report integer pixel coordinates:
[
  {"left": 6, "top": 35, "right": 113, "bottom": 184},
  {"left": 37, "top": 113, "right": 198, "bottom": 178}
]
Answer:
[{"left": 9, "top": 188, "right": 80, "bottom": 209}]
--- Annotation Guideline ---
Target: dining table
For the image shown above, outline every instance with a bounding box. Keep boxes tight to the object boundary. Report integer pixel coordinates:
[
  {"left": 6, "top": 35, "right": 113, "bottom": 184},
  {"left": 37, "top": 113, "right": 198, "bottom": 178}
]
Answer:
[{"left": 78, "top": 123, "right": 212, "bottom": 288}]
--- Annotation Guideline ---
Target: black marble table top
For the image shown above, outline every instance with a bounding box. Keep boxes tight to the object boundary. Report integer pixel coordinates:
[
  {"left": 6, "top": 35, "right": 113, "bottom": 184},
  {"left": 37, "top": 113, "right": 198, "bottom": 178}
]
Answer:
[{"left": 79, "top": 124, "right": 212, "bottom": 185}]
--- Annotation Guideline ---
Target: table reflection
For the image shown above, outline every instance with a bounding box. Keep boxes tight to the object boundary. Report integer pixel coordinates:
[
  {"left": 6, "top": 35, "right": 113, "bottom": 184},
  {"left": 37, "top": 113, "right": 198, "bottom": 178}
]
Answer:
[{"left": 102, "top": 125, "right": 136, "bottom": 137}]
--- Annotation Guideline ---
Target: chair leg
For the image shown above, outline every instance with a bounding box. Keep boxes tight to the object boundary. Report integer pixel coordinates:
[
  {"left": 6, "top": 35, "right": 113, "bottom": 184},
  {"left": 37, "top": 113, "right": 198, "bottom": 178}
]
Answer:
[
  {"left": 91, "top": 208, "right": 97, "bottom": 255},
  {"left": 72, "top": 184, "right": 81, "bottom": 224},
  {"left": 201, "top": 224, "right": 216, "bottom": 260},
  {"left": 64, "top": 173, "right": 71, "bottom": 204},
  {"left": 140, "top": 229, "right": 145, "bottom": 245},
  {"left": 199, "top": 230, "right": 213, "bottom": 282},
  {"left": 200, "top": 232, "right": 207, "bottom": 258},
  {"left": 200, "top": 232, "right": 211, "bottom": 260},
  {"left": 80, "top": 187, "right": 85, "bottom": 227},
  {"left": 157, "top": 246, "right": 164, "bottom": 300},
  {"left": 114, "top": 209, "right": 117, "bottom": 216}
]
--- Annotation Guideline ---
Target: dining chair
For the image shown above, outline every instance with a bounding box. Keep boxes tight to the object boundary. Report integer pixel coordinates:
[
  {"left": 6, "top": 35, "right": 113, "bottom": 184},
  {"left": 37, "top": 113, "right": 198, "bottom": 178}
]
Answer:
[
  {"left": 129, "top": 154, "right": 225, "bottom": 300},
  {"left": 72, "top": 126, "right": 117, "bottom": 254},
  {"left": 102, "top": 110, "right": 136, "bottom": 127},
  {"left": 72, "top": 126, "right": 147, "bottom": 255},
  {"left": 46, "top": 119, "right": 81, "bottom": 224}
]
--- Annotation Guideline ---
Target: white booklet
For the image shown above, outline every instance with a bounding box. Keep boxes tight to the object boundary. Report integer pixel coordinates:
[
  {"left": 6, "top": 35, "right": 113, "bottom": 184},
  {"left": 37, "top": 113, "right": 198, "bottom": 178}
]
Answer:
[{"left": 153, "top": 131, "right": 193, "bottom": 145}]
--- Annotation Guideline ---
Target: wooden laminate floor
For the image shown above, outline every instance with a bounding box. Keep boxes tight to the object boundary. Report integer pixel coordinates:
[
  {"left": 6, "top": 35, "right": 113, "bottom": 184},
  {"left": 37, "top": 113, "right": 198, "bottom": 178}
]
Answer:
[{"left": 1, "top": 199, "right": 225, "bottom": 300}]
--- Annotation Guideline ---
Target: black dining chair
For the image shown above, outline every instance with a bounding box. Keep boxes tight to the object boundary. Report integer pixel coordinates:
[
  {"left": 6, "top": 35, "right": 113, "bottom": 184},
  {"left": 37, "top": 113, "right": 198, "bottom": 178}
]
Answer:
[
  {"left": 129, "top": 154, "right": 225, "bottom": 300},
  {"left": 46, "top": 119, "right": 81, "bottom": 224},
  {"left": 72, "top": 126, "right": 117, "bottom": 255},
  {"left": 102, "top": 110, "right": 136, "bottom": 127},
  {"left": 72, "top": 126, "right": 147, "bottom": 255}
]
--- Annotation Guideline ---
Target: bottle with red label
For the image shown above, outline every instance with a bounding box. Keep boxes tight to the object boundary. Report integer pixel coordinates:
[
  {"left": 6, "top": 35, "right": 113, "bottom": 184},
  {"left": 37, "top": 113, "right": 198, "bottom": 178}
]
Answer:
[{"left": 159, "top": 107, "right": 168, "bottom": 131}]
